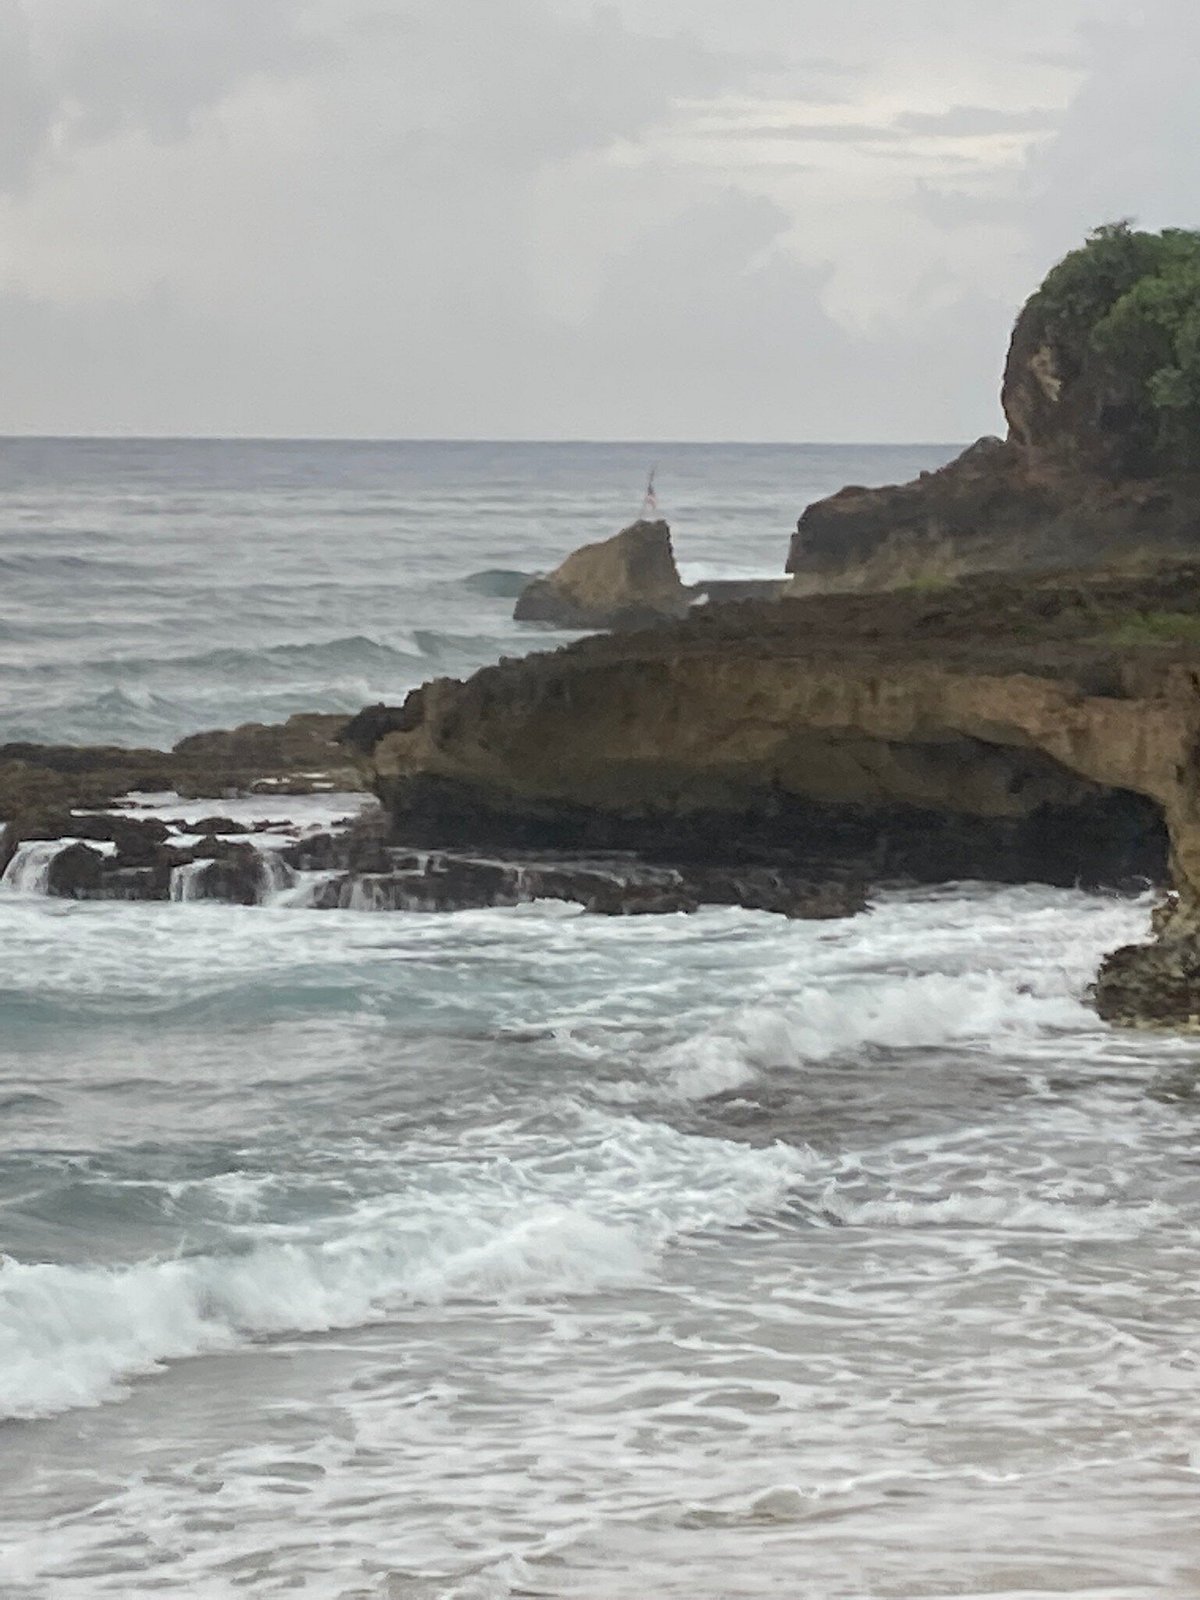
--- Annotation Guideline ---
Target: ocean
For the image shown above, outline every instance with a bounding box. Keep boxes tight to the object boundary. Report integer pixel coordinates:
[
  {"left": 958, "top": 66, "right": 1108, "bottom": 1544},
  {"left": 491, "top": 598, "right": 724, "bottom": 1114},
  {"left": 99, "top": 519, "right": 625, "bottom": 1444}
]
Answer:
[{"left": 2, "top": 439, "right": 1198, "bottom": 1600}]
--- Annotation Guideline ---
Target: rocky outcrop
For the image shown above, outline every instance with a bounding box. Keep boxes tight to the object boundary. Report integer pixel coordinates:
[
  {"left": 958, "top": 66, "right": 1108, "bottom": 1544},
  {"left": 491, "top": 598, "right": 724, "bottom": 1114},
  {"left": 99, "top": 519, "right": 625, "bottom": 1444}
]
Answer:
[
  {"left": 298, "top": 850, "right": 863, "bottom": 918},
  {"left": 45, "top": 842, "right": 105, "bottom": 898},
  {"left": 0, "top": 712, "right": 363, "bottom": 836},
  {"left": 788, "top": 230, "right": 1200, "bottom": 594},
  {"left": 346, "top": 562, "right": 1200, "bottom": 1023},
  {"left": 788, "top": 442, "right": 1200, "bottom": 598},
  {"left": 514, "top": 520, "right": 691, "bottom": 629},
  {"left": 0, "top": 797, "right": 862, "bottom": 920},
  {"left": 169, "top": 713, "right": 361, "bottom": 797}
]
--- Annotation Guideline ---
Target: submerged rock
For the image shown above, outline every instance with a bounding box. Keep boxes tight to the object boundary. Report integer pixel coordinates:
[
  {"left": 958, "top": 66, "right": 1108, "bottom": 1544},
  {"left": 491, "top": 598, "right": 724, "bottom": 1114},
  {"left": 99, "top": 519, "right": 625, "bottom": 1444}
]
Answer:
[{"left": 514, "top": 520, "right": 690, "bottom": 630}]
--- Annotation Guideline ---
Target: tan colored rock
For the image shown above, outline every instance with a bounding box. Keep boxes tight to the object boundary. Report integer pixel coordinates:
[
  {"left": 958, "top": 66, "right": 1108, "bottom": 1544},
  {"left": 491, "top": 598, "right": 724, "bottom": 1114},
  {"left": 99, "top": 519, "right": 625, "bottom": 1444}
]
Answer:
[
  {"left": 348, "top": 562, "right": 1200, "bottom": 1025},
  {"left": 514, "top": 519, "right": 690, "bottom": 630}
]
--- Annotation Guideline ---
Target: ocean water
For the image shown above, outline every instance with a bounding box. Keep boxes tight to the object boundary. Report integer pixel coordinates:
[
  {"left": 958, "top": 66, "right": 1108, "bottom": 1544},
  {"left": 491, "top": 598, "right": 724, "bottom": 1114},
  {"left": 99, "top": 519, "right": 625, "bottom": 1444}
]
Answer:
[
  {"left": 0, "top": 438, "right": 950, "bottom": 749},
  {"left": 2, "top": 441, "right": 1199, "bottom": 1600}
]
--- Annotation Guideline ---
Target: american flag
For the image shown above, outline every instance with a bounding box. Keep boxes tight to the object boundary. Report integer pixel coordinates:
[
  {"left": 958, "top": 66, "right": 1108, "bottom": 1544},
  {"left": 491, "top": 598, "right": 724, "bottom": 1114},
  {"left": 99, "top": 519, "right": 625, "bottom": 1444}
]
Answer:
[{"left": 641, "top": 467, "right": 657, "bottom": 516}]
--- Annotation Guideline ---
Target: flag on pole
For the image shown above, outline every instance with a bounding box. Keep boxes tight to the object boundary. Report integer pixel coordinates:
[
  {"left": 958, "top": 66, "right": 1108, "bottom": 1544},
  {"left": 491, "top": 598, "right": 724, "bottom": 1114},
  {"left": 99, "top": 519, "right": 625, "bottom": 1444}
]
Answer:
[{"left": 641, "top": 466, "right": 658, "bottom": 517}]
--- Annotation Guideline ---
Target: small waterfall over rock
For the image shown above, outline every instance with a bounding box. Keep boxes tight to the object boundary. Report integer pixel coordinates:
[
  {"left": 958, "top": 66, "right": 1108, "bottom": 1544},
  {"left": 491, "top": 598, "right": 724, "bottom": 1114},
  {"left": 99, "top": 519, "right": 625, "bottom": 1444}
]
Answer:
[
  {"left": 257, "top": 851, "right": 296, "bottom": 900},
  {"left": 0, "top": 840, "right": 70, "bottom": 895},
  {"left": 168, "top": 859, "right": 211, "bottom": 903},
  {"left": 169, "top": 847, "right": 297, "bottom": 905}
]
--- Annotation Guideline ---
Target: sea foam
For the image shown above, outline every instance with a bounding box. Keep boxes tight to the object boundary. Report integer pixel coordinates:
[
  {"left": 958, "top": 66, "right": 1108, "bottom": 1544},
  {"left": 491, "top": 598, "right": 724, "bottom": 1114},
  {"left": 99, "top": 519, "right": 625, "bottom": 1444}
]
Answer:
[
  {"left": 655, "top": 968, "right": 1094, "bottom": 1101},
  {"left": 0, "top": 1115, "right": 806, "bottom": 1420}
]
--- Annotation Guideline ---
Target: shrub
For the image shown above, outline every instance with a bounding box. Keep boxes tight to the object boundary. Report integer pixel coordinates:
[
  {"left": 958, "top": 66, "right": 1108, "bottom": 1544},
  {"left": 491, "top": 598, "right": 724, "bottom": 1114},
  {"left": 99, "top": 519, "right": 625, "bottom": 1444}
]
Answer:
[{"left": 1028, "top": 222, "right": 1200, "bottom": 470}]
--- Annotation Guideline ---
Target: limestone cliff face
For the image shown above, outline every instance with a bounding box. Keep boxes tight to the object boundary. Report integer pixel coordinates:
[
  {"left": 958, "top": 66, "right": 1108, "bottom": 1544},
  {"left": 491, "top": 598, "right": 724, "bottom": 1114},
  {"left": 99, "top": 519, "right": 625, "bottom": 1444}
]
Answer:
[
  {"left": 347, "top": 565, "right": 1200, "bottom": 1023},
  {"left": 1001, "top": 284, "right": 1132, "bottom": 471}
]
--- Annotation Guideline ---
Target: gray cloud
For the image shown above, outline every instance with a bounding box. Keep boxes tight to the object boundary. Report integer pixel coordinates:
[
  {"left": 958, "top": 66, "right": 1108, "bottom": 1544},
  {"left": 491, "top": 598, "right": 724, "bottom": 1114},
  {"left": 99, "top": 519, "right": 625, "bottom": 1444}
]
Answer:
[
  {"left": 895, "top": 105, "right": 1058, "bottom": 137},
  {"left": 0, "top": 0, "right": 319, "bottom": 191},
  {"left": 0, "top": 0, "right": 1193, "bottom": 440},
  {"left": 715, "top": 105, "right": 1056, "bottom": 148},
  {"left": 707, "top": 123, "right": 897, "bottom": 144},
  {"left": 1023, "top": 0, "right": 1200, "bottom": 257}
]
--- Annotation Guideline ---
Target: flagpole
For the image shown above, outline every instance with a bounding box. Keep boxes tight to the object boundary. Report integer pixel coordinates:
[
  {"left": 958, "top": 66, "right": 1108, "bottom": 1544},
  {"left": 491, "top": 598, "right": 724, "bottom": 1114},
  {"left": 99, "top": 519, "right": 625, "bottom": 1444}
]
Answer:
[{"left": 639, "top": 464, "right": 658, "bottom": 519}]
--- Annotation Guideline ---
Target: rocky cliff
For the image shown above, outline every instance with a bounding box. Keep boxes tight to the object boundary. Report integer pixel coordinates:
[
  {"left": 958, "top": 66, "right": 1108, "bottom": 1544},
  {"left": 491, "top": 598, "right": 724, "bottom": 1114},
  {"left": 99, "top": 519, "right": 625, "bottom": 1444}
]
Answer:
[
  {"left": 788, "top": 226, "right": 1200, "bottom": 593},
  {"left": 347, "top": 562, "right": 1200, "bottom": 1026}
]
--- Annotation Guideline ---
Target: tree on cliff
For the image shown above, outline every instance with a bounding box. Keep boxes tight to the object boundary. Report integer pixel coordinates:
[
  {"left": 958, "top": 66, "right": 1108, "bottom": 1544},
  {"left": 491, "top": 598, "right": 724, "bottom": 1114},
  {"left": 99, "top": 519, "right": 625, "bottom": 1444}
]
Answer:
[{"left": 1021, "top": 222, "right": 1200, "bottom": 473}]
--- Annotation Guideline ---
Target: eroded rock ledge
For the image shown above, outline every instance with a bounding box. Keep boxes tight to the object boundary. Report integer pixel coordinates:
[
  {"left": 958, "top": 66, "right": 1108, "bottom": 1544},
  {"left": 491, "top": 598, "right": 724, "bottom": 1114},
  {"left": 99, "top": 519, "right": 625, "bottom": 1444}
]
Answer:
[{"left": 345, "top": 563, "right": 1200, "bottom": 1027}]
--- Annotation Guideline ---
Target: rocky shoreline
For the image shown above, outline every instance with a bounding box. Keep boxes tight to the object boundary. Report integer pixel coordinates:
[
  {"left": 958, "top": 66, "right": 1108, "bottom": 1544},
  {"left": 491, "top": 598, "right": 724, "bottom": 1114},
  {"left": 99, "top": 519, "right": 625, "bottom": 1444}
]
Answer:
[
  {"left": 12, "top": 228, "right": 1200, "bottom": 1021},
  {"left": 2, "top": 563, "right": 1192, "bottom": 1003},
  {"left": 346, "top": 560, "right": 1200, "bottom": 1021},
  {"left": 1, "top": 794, "right": 864, "bottom": 921}
]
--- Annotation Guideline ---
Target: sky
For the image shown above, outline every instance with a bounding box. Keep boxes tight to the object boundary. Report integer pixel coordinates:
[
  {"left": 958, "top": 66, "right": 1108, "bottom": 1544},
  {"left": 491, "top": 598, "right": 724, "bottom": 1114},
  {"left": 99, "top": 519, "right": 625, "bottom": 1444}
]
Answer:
[{"left": 0, "top": 0, "right": 1196, "bottom": 441}]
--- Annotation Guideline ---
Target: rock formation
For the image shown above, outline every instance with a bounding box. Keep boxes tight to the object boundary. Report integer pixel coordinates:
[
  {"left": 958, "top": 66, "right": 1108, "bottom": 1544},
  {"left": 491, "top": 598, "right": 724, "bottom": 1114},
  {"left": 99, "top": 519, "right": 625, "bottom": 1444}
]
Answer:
[
  {"left": 0, "top": 711, "right": 362, "bottom": 834},
  {"left": 294, "top": 849, "right": 863, "bottom": 919},
  {"left": 345, "top": 561, "right": 1200, "bottom": 1025},
  {"left": 514, "top": 519, "right": 691, "bottom": 629},
  {"left": 788, "top": 226, "right": 1200, "bottom": 594}
]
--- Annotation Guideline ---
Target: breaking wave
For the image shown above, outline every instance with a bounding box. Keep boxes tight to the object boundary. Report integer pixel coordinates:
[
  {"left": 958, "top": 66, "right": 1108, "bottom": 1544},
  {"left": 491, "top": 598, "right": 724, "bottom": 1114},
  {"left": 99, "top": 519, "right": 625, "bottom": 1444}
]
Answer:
[
  {"left": 654, "top": 970, "right": 1094, "bottom": 1101},
  {"left": 0, "top": 1116, "right": 807, "bottom": 1420}
]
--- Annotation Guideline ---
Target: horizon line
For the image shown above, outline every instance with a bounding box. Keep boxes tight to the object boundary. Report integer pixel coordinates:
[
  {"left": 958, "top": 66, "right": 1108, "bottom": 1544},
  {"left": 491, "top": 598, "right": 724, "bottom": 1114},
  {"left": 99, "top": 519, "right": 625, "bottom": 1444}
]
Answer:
[{"left": 0, "top": 433, "right": 966, "bottom": 448}]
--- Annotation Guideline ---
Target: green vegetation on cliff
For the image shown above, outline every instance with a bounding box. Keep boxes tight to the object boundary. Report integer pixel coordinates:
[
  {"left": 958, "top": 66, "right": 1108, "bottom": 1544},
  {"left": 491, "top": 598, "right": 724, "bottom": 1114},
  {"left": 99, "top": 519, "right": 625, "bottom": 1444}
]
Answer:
[{"left": 1030, "top": 221, "right": 1200, "bottom": 469}]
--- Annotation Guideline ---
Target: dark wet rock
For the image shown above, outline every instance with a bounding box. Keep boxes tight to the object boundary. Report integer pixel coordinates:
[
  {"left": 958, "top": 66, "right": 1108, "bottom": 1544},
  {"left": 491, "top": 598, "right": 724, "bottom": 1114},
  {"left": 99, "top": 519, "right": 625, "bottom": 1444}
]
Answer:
[
  {"left": 171, "top": 713, "right": 361, "bottom": 796},
  {"left": 282, "top": 808, "right": 388, "bottom": 874},
  {"left": 1093, "top": 932, "right": 1200, "bottom": 1030},
  {"left": 682, "top": 867, "right": 867, "bottom": 920},
  {"left": 98, "top": 866, "right": 166, "bottom": 902},
  {"left": 70, "top": 813, "right": 171, "bottom": 866},
  {"left": 45, "top": 842, "right": 105, "bottom": 898},
  {"left": 176, "top": 843, "right": 268, "bottom": 905},
  {"left": 0, "top": 811, "right": 82, "bottom": 879},
  {"left": 340, "top": 700, "right": 426, "bottom": 757},
  {"left": 188, "top": 834, "right": 249, "bottom": 862},
  {"left": 298, "top": 874, "right": 352, "bottom": 910},
  {"left": 573, "top": 880, "right": 698, "bottom": 915},
  {"left": 302, "top": 849, "right": 865, "bottom": 919}
]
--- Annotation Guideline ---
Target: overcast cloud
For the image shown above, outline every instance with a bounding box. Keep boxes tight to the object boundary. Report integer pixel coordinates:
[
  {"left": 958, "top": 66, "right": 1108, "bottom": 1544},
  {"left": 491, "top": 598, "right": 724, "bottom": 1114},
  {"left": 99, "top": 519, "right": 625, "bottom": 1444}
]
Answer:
[{"left": 0, "top": 0, "right": 1194, "bottom": 439}]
